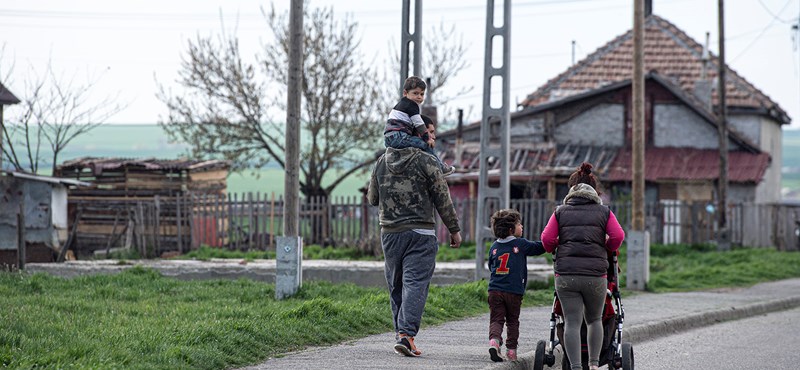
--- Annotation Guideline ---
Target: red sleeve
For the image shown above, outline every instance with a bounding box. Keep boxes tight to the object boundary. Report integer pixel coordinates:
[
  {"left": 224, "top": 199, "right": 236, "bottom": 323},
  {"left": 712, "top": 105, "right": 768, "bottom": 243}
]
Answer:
[
  {"left": 605, "top": 210, "right": 625, "bottom": 251},
  {"left": 541, "top": 213, "right": 559, "bottom": 253}
]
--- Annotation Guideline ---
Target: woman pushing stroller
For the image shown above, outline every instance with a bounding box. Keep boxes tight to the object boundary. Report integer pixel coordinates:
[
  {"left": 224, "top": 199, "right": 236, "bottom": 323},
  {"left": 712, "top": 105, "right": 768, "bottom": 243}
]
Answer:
[{"left": 541, "top": 162, "right": 625, "bottom": 370}]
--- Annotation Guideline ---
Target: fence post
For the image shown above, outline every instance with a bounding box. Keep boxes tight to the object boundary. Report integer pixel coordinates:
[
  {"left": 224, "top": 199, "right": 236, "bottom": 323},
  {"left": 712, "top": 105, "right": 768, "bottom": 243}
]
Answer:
[{"left": 17, "top": 202, "right": 25, "bottom": 270}]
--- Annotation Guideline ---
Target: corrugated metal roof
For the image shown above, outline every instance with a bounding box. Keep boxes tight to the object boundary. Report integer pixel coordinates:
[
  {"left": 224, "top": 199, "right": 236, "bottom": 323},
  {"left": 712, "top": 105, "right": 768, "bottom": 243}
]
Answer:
[
  {"left": 57, "top": 157, "right": 231, "bottom": 174},
  {"left": 606, "top": 147, "right": 770, "bottom": 183},
  {"left": 520, "top": 15, "right": 790, "bottom": 124},
  {"left": 444, "top": 143, "right": 620, "bottom": 179},
  {"left": 2, "top": 171, "right": 91, "bottom": 187}
]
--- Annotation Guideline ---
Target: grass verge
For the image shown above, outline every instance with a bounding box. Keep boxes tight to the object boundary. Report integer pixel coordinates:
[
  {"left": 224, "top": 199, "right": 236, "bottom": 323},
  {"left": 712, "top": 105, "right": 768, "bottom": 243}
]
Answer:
[{"left": 3, "top": 244, "right": 800, "bottom": 368}]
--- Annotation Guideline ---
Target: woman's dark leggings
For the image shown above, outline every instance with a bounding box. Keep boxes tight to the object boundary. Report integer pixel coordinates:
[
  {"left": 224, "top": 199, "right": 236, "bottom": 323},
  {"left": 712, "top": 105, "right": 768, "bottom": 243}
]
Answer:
[{"left": 555, "top": 275, "right": 607, "bottom": 370}]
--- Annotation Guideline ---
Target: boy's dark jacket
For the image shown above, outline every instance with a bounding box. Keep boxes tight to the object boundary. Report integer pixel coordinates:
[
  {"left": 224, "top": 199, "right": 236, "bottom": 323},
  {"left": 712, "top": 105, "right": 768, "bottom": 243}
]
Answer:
[{"left": 488, "top": 237, "right": 545, "bottom": 295}]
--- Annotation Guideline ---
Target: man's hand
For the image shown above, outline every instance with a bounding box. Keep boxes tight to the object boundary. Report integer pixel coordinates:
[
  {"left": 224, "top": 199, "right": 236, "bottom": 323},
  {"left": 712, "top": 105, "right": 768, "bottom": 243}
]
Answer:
[{"left": 449, "top": 231, "right": 462, "bottom": 249}]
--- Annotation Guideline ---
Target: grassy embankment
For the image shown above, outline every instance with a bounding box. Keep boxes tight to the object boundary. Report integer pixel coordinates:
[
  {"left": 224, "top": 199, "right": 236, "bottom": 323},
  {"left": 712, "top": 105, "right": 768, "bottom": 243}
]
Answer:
[{"left": 2, "top": 243, "right": 800, "bottom": 369}]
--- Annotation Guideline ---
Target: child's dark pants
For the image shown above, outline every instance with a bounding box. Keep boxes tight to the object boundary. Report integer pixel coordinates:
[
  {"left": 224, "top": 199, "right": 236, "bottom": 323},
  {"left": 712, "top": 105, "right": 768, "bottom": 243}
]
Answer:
[{"left": 488, "top": 290, "right": 523, "bottom": 349}]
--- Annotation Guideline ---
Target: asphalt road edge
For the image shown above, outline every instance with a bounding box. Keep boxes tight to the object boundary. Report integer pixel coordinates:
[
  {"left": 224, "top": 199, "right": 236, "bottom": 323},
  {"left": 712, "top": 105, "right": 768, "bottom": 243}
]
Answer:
[{"left": 486, "top": 295, "right": 800, "bottom": 370}]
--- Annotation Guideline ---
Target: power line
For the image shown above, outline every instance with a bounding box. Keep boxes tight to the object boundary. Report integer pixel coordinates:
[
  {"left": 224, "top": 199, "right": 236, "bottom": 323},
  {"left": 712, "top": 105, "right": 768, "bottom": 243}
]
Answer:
[{"left": 730, "top": 0, "right": 793, "bottom": 63}]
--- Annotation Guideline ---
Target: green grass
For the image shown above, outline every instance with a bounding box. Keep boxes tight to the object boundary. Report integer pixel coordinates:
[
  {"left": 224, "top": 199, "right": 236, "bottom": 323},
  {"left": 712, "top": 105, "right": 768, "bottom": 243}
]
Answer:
[
  {"left": 0, "top": 268, "right": 548, "bottom": 370},
  {"left": 616, "top": 243, "right": 800, "bottom": 292},
  {"left": 4, "top": 244, "right": 800, "bottom": 369}
]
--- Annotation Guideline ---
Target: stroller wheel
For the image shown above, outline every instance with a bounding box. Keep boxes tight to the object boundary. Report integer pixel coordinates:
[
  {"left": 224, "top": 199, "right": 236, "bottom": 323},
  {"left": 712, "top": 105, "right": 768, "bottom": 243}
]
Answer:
[
  {"left": 533, "top": 340, "right": 546, "bottom": 370},
  {"left": 620, "top": 342, "right": 634, "bottom": 370}
]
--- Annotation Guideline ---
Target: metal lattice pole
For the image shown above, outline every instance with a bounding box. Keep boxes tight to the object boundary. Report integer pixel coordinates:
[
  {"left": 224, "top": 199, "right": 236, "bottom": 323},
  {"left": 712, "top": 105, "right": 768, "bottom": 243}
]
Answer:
[
  {"left": 400, "top": 0, "right": 422, "bottom": 95},
  {"left": 475, "top": 0, "right": 511, "bottom": 280}
]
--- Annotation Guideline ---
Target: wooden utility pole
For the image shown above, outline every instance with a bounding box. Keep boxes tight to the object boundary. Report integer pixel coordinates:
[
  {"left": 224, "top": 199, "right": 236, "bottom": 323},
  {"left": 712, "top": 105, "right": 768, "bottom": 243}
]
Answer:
[
  {"left": 276, "top": 0, "right": 304, "bottom": 300},
  {"left": 632, "top": 0, "right": 645, "bottom": 232},
  {"left": 627, "top": 0, "right": 650, "bottom": 291},
  {"left": 284, "top": 0, "right": 303, "bottom": 238},
  {"left": 716, "top": 0, "right": 731, "bottom": 250}
]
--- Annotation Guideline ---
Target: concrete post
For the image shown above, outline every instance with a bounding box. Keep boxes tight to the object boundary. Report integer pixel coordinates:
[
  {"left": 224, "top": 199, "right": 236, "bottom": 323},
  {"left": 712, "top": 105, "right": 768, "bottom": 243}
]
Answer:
[
  {"left": 626, "top": 230, "right": 649, "bottom": 291},
  {"left": 276, "top": 236, "right": 302, "bottom": 300}
]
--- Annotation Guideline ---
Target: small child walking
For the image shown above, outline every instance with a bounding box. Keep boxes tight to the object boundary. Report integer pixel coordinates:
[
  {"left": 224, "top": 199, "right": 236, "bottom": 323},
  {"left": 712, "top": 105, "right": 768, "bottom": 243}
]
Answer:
[
  {"left": 487, "top": 208, "right": 545, "bottom": 362},
  {"left": 384, "top": 76, "right": 455, "bottom": 175}
]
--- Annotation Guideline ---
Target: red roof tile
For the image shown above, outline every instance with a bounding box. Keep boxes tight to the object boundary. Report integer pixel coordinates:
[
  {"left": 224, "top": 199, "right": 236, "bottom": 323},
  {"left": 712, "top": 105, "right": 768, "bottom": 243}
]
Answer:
[
  {"left": 520, "top": 15, "right": 789, "bottom": 124},
  {"left": 605, "top": 147, "right": 770, "bottom": 183}
]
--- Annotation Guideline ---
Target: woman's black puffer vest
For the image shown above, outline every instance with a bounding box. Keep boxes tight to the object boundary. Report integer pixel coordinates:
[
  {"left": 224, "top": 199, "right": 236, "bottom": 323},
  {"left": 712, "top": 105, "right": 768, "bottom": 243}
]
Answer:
[{"left": 553, "top": 183, "right": 610, "bottom": 277}]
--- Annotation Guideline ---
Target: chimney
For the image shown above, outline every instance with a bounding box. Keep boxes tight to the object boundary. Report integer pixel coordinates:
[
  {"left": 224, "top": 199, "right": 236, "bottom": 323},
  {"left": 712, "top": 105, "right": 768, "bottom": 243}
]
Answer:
[
  {"left": 645, "top": 0, "right": 652, "bottom": 17},
  {"left": 455, "top": 109, "right": 464, "bottom": 169},
  {"left": 421, "top": 77, "right": 438, "bottom": 122},
  {"left": 694, "top": 32, "right": 713, "bottom": 110}
]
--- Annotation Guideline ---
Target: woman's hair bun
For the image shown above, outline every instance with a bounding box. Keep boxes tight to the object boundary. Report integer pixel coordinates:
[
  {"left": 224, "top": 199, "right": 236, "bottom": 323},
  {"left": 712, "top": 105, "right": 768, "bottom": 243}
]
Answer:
[{"left": 580, "top": 162, "right": 593, "bottom": 175}]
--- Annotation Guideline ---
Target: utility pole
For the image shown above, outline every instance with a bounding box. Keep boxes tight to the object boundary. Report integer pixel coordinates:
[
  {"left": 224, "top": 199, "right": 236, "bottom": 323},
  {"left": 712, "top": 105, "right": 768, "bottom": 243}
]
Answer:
[
  {"left": 716, "top": 0, "right": 731, "bottom": 251},
  {"left": 627, "top": 0, "right": 650, "bottom": 291},
  {"left": 475, "top": 0, "right": 511, "bottom": 280},
  {"left": 400, "top": 0, "right": 422, "bottom": 95},
  {"left": 276, "top": 0, "right": 304, "bottom": 300}
]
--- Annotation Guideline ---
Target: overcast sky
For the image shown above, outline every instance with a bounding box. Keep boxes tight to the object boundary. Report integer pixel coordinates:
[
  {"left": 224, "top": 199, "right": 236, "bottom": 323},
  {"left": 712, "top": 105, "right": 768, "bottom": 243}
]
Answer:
[{"left": 2, "top": 0, "right": 799, "bottom": 129}]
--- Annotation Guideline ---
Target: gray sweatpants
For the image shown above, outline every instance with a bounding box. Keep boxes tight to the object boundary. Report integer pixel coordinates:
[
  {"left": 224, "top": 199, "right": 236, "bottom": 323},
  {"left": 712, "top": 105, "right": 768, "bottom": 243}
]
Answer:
[
  {"left": 555, "top": 275, "right": 607, "bottom": 370},
  {"left": 382, "top": 230, "right": 438, "bottom": 337}
]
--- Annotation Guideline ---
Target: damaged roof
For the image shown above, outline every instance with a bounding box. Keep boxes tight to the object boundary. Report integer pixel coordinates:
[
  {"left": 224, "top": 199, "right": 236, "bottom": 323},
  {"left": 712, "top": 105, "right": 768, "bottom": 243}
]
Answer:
[{"left": 57, "top": 157, "right": 231, "bottom": 175}]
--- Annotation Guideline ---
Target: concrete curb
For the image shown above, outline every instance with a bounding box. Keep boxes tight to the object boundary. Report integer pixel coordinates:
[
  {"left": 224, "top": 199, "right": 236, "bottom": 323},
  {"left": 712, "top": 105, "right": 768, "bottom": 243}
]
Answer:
[{"left": 485, "top": 295, "right": 800, "bottom": 370}]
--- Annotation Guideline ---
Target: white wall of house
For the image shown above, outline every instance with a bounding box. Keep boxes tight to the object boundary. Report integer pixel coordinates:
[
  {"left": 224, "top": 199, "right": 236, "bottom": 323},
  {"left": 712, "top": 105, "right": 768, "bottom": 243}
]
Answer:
[
  {"left": 728, "top": 115, "right": 761, "bottom": 144},
  {"left": 511, "top": 117, "right": 545, "bottom": 143},
  {"left": 554, "top": 103, "right": 625, "bottom": 146},
  {"left": 728, "top": 114, "right": 782, "bottom": 203},
  {"left": 653, "top": 104, "right": 740, "bottom": 150},
  {"left": 758, "top": 116, "right": 782, "bottom": 203}
]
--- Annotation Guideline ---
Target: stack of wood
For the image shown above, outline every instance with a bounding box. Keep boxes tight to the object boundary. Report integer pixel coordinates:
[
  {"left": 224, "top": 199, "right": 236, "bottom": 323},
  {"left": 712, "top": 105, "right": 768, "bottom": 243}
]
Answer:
[{"left": 54, "top": 157, "right": 230, "bottom": 258}]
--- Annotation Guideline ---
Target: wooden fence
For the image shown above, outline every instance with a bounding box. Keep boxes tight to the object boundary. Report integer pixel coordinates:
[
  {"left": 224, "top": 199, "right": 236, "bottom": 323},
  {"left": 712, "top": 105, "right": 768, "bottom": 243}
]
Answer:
[{"left": 70, "top": 192, "right": 800, "bottom": 258}]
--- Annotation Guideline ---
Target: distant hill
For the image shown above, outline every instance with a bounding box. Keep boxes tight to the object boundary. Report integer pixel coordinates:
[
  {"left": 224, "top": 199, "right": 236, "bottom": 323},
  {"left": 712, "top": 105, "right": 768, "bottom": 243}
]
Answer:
[{"left": 782, "top": 129, "right": 800, "bottom": 199}]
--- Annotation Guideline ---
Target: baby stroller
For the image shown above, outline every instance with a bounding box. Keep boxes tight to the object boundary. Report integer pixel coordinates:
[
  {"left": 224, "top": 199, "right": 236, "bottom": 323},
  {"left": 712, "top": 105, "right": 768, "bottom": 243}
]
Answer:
[{"left": 533, "top": 250, "right": 634, "bottom": 370}]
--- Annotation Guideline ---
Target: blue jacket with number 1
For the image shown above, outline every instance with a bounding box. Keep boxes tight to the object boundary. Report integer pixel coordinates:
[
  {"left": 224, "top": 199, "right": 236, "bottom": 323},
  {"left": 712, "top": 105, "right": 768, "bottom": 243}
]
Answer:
[{"left": 488, "top": 237, "right": 546, "bottom": 296}]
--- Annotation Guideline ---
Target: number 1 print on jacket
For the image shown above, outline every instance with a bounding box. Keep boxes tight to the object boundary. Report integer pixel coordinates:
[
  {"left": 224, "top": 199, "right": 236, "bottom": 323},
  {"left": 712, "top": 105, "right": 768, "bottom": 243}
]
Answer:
[{"left": 488, "top": 237, "right": 546, "bottom": 296}]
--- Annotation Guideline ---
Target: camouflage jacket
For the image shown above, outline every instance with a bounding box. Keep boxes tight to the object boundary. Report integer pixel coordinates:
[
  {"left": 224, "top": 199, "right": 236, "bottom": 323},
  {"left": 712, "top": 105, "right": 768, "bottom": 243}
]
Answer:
[{"left": 367, "top": 147, "right": 461, "bottom": 234}]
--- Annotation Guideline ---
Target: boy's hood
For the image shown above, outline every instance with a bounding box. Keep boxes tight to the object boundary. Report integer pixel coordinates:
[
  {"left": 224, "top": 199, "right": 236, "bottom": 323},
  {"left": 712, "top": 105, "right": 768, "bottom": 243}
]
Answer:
[{"left": 384, "top": 147, "right": 425, "bottom": 174}]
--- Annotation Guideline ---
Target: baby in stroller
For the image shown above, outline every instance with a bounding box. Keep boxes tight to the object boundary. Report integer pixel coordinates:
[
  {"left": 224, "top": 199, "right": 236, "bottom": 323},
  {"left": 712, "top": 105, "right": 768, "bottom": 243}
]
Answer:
[{"left": 533, "top": 250, "right": 634, "bottom": 370}]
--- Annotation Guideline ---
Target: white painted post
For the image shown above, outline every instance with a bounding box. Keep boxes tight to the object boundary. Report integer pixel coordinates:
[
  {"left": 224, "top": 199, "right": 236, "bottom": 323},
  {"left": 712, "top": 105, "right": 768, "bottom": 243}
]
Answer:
[
  {"left": 276, "top": 236, "right": 302, "bottom": 300},
  {"left": 626, "top": 230, "right": 650, "bottom": 291}
]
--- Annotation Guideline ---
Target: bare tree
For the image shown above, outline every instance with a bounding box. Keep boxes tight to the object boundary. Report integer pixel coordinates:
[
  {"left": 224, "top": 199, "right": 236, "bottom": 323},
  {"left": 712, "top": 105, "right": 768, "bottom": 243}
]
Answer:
[
  {"left": 1, "top": 58, "right": 124, "bottom": 175},
  {"left": 158, "top": 4, "right": 384, "bottom": 200}
]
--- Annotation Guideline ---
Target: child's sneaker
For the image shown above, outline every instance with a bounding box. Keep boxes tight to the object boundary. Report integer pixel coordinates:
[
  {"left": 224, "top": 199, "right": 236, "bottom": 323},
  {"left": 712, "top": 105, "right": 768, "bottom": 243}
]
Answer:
[
  {"left": 443, "top": 165, "right": 456, "bottom": 176},
  {"left": 394, "top": 334, "right": 421, "bottom": 357},
  {"left": 489, "top": 338, "right": 503, "bottom": 362},
  {"left": 506, "top": 348, "right": 517, "bottom": 361}
]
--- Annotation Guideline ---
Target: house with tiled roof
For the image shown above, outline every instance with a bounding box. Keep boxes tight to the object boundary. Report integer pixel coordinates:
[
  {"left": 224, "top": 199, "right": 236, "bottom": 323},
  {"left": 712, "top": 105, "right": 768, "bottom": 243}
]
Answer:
[{"left": 438, "top": 11, "right": 788, "bottom": 206}]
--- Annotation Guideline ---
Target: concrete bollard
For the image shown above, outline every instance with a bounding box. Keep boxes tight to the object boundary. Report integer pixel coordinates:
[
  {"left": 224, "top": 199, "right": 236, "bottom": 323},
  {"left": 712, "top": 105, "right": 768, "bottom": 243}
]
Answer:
[
  {"left": 626, "top": 230, "right": 650, "bottom": 291},
  {"left": 276, "top": 236, "right": 303, "bottom": 300}
]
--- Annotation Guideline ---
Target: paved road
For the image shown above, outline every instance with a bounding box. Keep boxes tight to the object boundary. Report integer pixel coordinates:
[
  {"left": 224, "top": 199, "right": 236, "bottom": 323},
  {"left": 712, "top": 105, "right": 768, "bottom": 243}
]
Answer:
[
  {"left": 240, "top": 278, "right": 800, "bottom": 370},
  {"left": 633, "top": 307, "right": 800, "bottom": 369}
]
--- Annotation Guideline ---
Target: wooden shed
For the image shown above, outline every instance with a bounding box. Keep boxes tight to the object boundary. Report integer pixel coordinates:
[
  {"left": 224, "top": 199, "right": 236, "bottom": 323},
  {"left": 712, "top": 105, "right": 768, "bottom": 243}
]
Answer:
[
  {"left": 0, "top": 171, "right": 90, "bottom": 267},
  {"left": 53, "top": 157, "right": 231, "bottom": 258}
]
